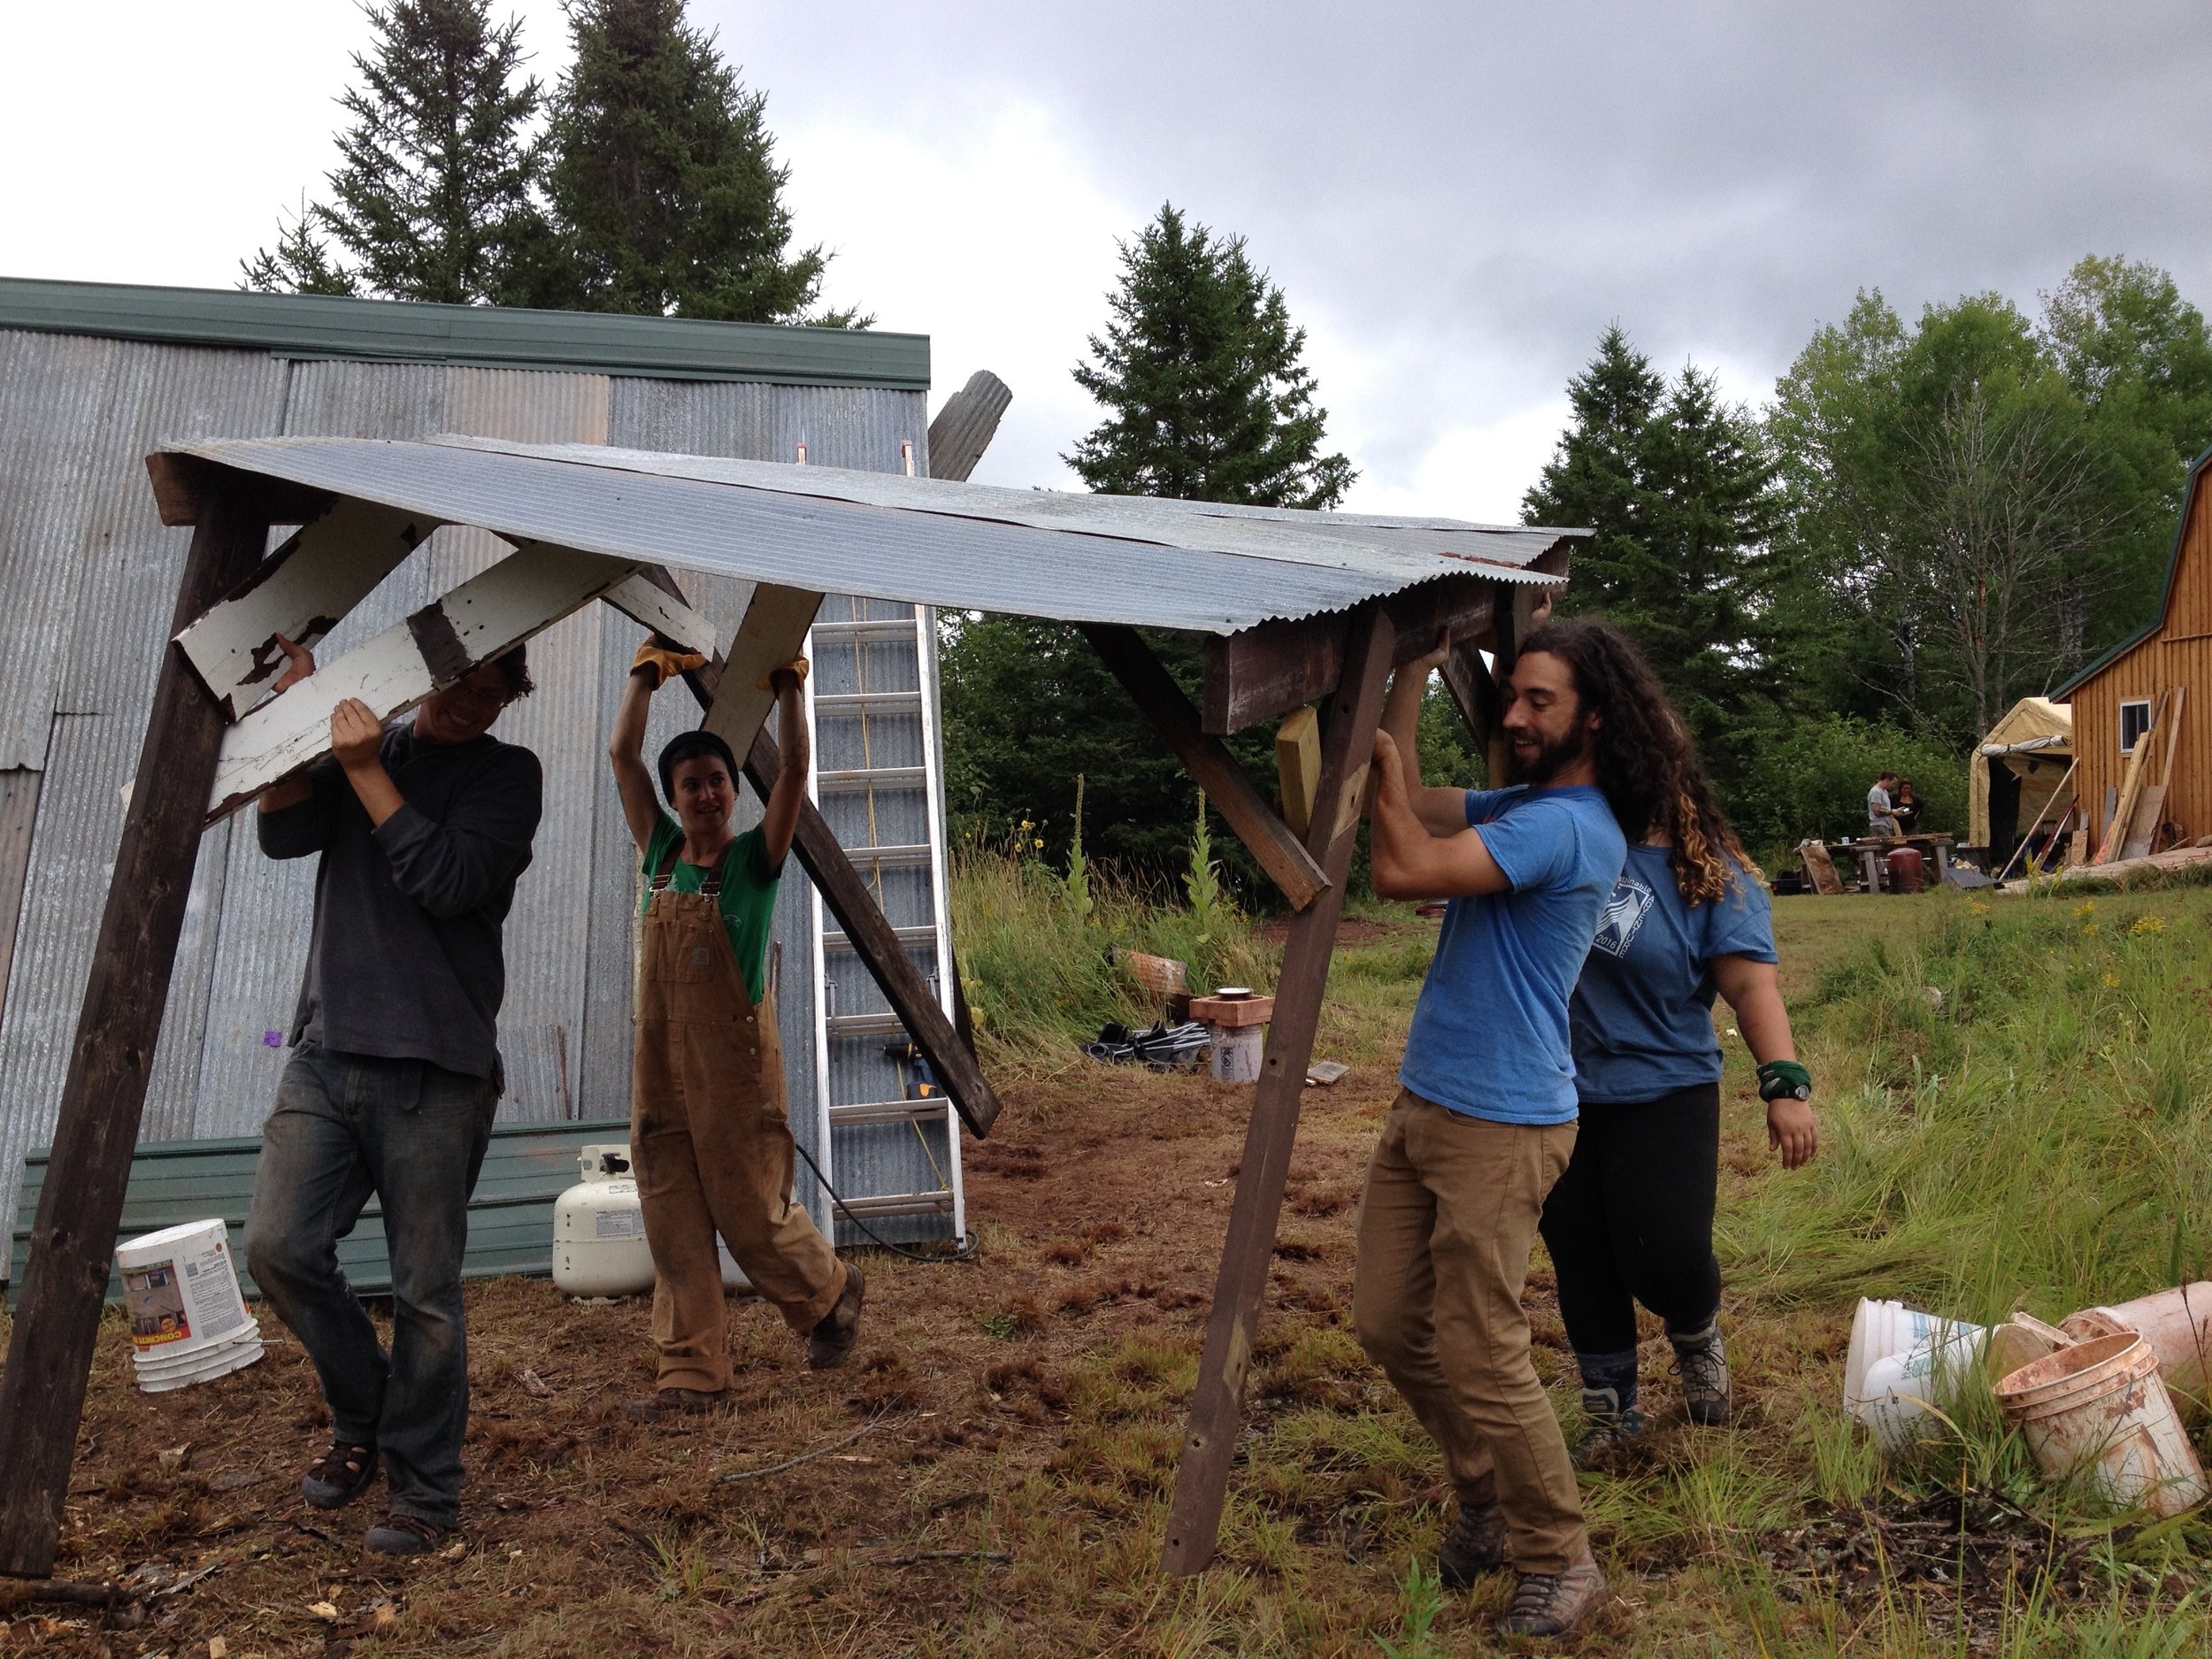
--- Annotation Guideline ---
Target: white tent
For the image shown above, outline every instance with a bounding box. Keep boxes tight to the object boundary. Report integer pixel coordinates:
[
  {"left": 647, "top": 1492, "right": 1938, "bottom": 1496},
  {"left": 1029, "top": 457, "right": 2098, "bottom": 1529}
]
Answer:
[{"left": 1968, "top": 696, "right": 2073, "bottom": 850}]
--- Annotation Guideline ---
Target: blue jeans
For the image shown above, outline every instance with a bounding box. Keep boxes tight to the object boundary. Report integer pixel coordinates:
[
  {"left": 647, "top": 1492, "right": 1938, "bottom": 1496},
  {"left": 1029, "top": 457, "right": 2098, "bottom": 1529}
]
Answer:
[{"left": 243, "top": 1043, "right": 496, "bottom": 1526}]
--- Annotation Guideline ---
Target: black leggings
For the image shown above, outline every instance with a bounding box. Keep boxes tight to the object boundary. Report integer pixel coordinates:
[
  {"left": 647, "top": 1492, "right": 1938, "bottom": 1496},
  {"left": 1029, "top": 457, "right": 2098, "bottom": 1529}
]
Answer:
[{"left": 1538, "top": 1081, "right": 1722, "bottom": 1356}]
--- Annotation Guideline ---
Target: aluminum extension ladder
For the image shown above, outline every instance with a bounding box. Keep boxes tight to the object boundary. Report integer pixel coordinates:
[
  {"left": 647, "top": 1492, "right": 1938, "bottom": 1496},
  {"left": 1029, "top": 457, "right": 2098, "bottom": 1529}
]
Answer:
[{"left": 800, "top": 600, "right": 966, "bottom": 1248}]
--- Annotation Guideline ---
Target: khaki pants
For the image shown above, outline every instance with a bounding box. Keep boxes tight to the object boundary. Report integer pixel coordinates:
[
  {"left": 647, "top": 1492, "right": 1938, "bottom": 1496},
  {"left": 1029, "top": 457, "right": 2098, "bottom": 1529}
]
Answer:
[
  {"left": 633, "top": 886, "right": 846, "bottom": 1394},
  {"left": 1353, "top": 1087, "right": 1588, "bottom": 1574}
]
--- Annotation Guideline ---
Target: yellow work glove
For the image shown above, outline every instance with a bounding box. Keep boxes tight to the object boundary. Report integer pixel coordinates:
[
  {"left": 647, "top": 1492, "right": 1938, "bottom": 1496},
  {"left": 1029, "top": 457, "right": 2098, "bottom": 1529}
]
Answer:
[
  {"left": 757, "top": 655, "right": 810, "bottom": 693},
  {"left": 632, "top": 640, "right": 708, "bottom": 689}
]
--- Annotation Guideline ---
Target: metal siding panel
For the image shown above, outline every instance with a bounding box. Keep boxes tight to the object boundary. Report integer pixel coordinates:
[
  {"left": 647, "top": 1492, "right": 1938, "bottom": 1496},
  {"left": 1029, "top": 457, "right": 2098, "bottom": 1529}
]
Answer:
[{"left": 0, "top": 330, "right": 122, "bottom": 769}]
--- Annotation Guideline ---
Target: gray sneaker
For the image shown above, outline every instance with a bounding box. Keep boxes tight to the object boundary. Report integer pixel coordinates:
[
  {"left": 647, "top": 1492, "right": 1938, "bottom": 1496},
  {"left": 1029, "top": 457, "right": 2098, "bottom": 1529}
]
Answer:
[
  {"left": 1570, "top": 1387, "right": 1646, "bottom": 1469},
  {"left": 1672, "top": 1326, "right": 1732, "bottom": 1426},
  {"left": 808, "top": 1262, "right": 865, "bottom": 1371},
  {"left": 1435, "top": 1500, "right": 1507, "bottom": 1589},
  {"left": 1494, "top": 1557, "right": 1609, "bottom": 1639}
]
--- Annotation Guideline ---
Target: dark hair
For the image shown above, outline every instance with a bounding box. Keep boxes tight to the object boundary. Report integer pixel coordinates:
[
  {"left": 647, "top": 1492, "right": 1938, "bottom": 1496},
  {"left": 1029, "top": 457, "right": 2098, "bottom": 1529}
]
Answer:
[
  {"left": 493, "top": 643, "right": 534, "bottom": 701},
  {"left": 1878, "top": 770, "right": 1898, "bottom": 783},
  {"left": 1513, "top": 618, "right": 1678, "bottom": 846},
  {"left": 657, "top": 729, "right": 739, "bottom": 803}
]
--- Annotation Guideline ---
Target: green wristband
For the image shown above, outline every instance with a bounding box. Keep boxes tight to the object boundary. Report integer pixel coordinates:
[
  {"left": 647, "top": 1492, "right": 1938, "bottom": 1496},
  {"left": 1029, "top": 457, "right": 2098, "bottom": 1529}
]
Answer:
[{"left": 1758, "top": 1060, "right": 1812, "bottom": 1102}]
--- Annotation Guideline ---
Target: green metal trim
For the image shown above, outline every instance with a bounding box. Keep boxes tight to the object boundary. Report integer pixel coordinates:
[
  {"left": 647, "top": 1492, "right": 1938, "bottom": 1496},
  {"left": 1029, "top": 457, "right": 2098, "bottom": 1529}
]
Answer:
[
  {"left": 2051, "top": 444, "right": 2212, "bottom": 701},
  {"left": 0, "top": 276, "right": 929, "bottom": 390}
]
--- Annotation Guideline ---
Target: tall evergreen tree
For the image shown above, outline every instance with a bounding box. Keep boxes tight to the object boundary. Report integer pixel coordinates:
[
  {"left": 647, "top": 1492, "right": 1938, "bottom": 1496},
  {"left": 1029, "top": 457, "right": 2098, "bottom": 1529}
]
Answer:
[
  {"left": 242, "top": 0, "right": 545, "bottom": 303},
  {"left": 533, "top": 0, "right": 847, "bottom": 324},
  {"left": 942, "top": 206, "right": 1353, "bottom": 890},
  {"left": 1524, "top": 326, "right": 1778, "bottom": 778},
  {"left": 1068, "top": 204, "right": 1354, "bottom": 507}
]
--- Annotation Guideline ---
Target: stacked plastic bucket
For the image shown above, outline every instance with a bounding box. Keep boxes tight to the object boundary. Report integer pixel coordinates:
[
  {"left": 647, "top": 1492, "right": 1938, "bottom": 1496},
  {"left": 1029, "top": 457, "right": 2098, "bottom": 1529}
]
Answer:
[{"left": 116, "top": 1219, "right": 263, "bottom": 1393}]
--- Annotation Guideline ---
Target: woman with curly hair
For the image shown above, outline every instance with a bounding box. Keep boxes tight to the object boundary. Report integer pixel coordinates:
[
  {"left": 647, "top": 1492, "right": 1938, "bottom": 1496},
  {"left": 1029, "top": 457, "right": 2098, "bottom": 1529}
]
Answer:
[
  {"left": 1539, "top": 730, "right": 1817, "bottom": 1463},
  {"left": 1358, "top": 618, "right": 1690, "bottom": 1639}
]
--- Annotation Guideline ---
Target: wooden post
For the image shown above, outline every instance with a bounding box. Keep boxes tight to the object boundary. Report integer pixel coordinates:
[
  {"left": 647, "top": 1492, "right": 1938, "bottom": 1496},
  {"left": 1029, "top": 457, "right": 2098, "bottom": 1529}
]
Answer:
[
  {"left": 0, "top": 476, "right": 273, "bottom": 1577},
  {"left": 1160, "top": 602, "right": 1396, "bottom": 1575},
  {"left": 1079, "top": 624, "right": 1331, "bottom": 911}
]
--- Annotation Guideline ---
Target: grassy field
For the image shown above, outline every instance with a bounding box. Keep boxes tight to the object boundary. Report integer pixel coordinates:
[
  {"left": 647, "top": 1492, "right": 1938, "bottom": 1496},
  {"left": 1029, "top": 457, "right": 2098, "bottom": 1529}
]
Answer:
[{"left": 9, "top": 875, "right": 2212, "bottom": 1655}]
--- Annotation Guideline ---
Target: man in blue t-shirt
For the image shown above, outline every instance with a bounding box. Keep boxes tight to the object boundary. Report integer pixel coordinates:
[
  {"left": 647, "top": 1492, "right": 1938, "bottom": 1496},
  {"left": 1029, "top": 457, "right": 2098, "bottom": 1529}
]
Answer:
[{"left": 1354, "top": 619, "right": 1657, "bottom": 1641}]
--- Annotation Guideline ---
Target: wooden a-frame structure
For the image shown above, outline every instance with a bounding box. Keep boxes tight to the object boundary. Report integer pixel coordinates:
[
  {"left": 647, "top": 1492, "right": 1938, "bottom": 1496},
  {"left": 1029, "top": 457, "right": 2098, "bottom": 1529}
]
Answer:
[{"left": 0, "top": 410, "right": 1566, "bottom": 1578}]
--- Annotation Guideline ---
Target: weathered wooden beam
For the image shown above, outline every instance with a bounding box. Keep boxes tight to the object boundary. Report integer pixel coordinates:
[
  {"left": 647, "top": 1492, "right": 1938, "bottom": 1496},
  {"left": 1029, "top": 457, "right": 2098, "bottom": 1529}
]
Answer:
[
  {"left": 204, "top": 542, "right": 641, "bottom": 820},
  {"left": 1162, "top": 601, "right": 1397, "bottom": 1574},
  {"left": 597, "top": 571, "right": 718, "bottom": 658},
  {"left": 1079, "top": 624, "right": 1331, "bottom": 912},
  {"left": 633, "top": 566, "right": 1004, "bottom": 1140},
  {"left": 0, "top": 477, "right": 274, "bottom": 1577},
  {"left": 699, "top": 585, "right": 826, "bottom": 763},
  {"left": 144, "top": 451, "right": 332, "bottom": 529},
  {"left": 175, "top": 497, "right": 440, "bottom": 719},
  {"left": 1274, "top": 706, "right": 1319, "bottom": 837},
  {"left": 925, "top": 371, "right": 1014, "bottom": 486},
  {"left": 1201, "top": 574, "right": 1498, "bottom": 735}
]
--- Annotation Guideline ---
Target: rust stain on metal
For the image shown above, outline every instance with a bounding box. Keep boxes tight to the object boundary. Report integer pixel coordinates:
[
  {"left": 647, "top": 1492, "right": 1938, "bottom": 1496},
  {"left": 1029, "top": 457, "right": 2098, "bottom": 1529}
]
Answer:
[{"left": 405, "top": 602, "right": 472, "bottom": 686}]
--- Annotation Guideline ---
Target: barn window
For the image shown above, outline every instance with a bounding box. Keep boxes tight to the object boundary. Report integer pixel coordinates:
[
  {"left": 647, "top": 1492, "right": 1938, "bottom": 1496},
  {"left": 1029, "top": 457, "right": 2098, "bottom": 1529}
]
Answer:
[{"left": 2120, "top": 700, "right": 2154, "bottom": 753}]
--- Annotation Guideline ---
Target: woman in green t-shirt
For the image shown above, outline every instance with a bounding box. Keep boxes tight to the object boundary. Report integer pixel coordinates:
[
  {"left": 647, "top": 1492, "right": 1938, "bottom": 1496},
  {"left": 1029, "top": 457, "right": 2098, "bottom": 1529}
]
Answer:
[{"left": 607, "top": 641, "right": 864, "bottom": 1420}]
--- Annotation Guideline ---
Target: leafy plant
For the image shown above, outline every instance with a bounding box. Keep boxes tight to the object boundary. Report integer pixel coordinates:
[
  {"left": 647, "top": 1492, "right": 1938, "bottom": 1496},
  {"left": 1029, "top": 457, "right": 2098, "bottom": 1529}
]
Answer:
[
  {"left": 1064, "top": 773, "right": 1094, "bottom": 925},
  {"left": 1184, "top": 789, "right": 1226, "bottom": 945}
]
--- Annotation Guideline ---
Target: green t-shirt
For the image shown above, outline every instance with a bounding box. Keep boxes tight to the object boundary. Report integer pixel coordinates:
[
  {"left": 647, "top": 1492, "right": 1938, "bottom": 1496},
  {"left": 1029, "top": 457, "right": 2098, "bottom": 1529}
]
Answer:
[{"left": 639, "top": 815, "right": 783, "bottom": 1004}]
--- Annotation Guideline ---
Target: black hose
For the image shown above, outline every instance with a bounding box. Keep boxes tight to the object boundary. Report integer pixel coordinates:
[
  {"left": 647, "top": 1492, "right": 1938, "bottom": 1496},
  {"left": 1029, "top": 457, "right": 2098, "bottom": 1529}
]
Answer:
[{"left": 790, "top": 1138, "right": 979, "bottom": 1264}]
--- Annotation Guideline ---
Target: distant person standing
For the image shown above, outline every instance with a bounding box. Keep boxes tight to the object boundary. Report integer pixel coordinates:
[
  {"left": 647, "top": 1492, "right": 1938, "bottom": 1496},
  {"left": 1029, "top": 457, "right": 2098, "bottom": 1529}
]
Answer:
[
  {"left": 1867, "top": 771, "right": 1901, "bottom": 838},
  {"left": 245, "top": 638, "right": 542, "bottom": 1555},
  {"left": 1541, "top": 746, "right": 1816, "bottom": 1463},
  {"left": 1891, "top": 778, "right": 1921, "bottom": 835},
  {"left": 1360, "top": 619, "right": 1676, "bottom": 1641}
]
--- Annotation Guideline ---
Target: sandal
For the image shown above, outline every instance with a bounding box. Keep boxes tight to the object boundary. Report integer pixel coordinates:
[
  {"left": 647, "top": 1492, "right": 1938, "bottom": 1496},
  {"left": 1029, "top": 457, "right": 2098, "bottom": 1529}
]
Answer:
[{"left": 301, "top": 1441, "right": 380, "bottom": 1510}]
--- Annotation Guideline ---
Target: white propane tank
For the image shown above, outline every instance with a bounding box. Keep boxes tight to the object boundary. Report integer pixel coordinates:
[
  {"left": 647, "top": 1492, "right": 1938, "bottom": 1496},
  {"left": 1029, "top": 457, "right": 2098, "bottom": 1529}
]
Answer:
[{"left": 553, "top": 1144, "right": 654, "bottom": 1298}]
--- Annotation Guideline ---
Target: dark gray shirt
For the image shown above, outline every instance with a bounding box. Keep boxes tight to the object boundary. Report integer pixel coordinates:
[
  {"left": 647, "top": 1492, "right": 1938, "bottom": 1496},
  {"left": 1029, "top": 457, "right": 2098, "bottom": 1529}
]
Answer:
[{"left": 258, "top": 723, "right": 542, "bottom": 1079}]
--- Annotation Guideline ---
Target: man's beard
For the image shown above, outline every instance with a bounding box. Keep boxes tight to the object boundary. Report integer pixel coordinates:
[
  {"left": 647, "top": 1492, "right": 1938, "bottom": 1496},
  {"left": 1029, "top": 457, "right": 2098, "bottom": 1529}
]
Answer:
[{"left": 1507, "top": 729, "right": 1590, "bottom": 786}]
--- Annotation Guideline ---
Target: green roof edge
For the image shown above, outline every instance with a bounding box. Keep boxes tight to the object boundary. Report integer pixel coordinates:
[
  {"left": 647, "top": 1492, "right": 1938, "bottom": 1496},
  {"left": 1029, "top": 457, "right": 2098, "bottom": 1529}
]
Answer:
[
  {"left": 2051, "top": 442, "right": 2212, "bottom": 701},
  {"left": 0, "top": 275, "right": 929, "bottom": 391}
]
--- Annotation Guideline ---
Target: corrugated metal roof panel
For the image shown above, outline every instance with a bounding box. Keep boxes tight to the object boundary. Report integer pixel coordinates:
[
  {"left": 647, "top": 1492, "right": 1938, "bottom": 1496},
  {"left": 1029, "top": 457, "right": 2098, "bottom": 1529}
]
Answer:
[
  {"left": 0, "top": 277, "right": 929, "bottom": 390},
  {"left": 169, "top": 435, "right": 1582, "bottom": 634}
]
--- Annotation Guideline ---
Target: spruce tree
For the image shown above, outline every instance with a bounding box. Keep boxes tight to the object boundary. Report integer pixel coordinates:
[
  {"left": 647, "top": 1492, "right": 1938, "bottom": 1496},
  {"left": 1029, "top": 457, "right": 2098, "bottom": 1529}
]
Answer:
[
  {"left": 242, "top": 0, "right": 545, "bottom": 303},
  {"left": 534, "top": 0, "right": 843, "bottom": 323},
  {"left": 1068, "top": 204, "right": 1354, "bottom": 507}
]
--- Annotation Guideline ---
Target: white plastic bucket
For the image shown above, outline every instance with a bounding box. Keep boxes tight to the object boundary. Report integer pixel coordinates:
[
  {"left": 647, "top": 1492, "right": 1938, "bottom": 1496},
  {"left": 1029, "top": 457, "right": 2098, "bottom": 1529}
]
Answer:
[
  {"left": 1995, "top": 1332, "right": 2208, "bottom": 1518},
  {"left": 132, "top": 1325, "right": 264, "bottom": 1393},
  {"left": 116, "top": 1219, "right": 255, "bottom": 1361},
  {"left": 1209, "top": 1025, "right": 1264, "bottom": 1084},
  {"left": 1850, "top": 1328, "right": 1986, "bottom": 1448},
  {"left": 1843, "top": 1299, "right": 1985, "bottom": 1414}
]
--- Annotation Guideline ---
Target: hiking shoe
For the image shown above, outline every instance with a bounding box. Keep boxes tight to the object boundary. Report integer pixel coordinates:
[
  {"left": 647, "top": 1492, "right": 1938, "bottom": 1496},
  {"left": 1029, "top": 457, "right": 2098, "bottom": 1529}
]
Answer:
[
  {"left": 1494, "top": 1558, "right": 1610, "bottom": 1639},
  {"left": 626, "top": 1387, "right": 729, "bottom": 1423},
  {"left": 808, "top": 1263, "right": 865, "bottom": 1371},
  {"left": 364, "top": 1513, "right": 449, "bottom": 1556},
  {"left": 1672, "top": 1325, "right": 1732, "bottom": 1426},
  {"left": 301, "top": 1442, "right": 379, "bottom": 1510},
  {"left": 1435, "top": 1500, "right": 1508, "bottom": 1590},
  {"left": 1570, "top": 1389, "right": 1646, "bottom": 1469}
]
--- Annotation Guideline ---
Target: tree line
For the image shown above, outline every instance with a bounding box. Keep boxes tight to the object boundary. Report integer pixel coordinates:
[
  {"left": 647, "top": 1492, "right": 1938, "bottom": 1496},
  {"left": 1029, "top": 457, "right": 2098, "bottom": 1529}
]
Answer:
[
  {"left": 947, "top": 214, "right": 2212, "bottom": 882},
  {"left": 244, "top": 0, "right": 854, "bottom": 326}
]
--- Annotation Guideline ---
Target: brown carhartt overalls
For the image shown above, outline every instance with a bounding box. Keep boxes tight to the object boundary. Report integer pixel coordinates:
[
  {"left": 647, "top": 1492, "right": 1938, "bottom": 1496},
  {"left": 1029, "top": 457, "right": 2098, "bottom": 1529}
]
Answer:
[{"left": 631, "top": 840, "right": 846, "bottom": 1393}]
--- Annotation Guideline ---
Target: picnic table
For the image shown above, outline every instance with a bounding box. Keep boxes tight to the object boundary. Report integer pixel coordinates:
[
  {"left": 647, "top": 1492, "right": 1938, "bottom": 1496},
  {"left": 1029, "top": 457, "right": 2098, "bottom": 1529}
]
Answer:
[{"left": 1835, "top": 833, "right": 1954, "bottom": 891}]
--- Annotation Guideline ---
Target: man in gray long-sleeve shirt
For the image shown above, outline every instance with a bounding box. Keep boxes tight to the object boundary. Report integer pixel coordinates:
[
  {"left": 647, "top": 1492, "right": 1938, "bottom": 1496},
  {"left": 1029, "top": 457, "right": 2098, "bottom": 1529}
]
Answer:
[{"left": 242, "top": 640, "right": 541, "bottom": 1555}]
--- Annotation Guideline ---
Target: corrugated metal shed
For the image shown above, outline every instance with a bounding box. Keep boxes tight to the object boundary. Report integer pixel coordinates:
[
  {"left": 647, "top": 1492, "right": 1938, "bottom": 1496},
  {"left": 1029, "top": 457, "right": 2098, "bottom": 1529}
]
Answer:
[
  {"left": 167, "top": 434, "right": 1580, "bottom": 634},
  {"left": 0, "top": 283, "right": 936, "bottom": 1257}
]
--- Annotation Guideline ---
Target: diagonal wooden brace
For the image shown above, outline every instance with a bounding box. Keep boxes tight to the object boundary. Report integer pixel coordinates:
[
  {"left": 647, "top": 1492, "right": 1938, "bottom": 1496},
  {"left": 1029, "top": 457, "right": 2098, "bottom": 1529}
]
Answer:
[
  {"left": 1079, "top": 623, "right": 1331, "bottom": 912},
  {"left": 1161, "top": 600, "right": 1396, "bottom": 1574},
  {"left": 632, "top": 566, "right": 1002, "bottom": 1139}
]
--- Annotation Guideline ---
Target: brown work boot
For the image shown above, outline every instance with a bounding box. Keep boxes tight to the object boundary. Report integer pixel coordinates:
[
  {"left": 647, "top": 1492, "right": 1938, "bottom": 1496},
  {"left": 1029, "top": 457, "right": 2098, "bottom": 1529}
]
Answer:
[
  {"left": 626, "top": 1386, "right": 729, "bottom": 1423},
  {"left": 1494, "top": 1556, "right": 1609, "bottom": 1639},
  {"left": 1436, "top": 1500, "right": 1508, "bottom": 1589},
  {"left": 808, "top": 1263, "right": 865, "bottom": 1371}
]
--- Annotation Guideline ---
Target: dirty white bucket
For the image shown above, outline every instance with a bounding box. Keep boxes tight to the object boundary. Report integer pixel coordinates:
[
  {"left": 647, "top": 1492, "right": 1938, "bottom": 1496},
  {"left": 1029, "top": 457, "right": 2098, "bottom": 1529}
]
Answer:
[
  {"left": 115, "top": 1218, "right": 262, "bottom": 1394},
  {"left": 1843, "top": 1299, "right": 1985, "bottom": 1414},
  {"left": 1995, "top": 1332, "right": 2208, "bottom": 1518},
  {"left": 1209, "top": 1025, "right": 1264, "bottom": 1084},
  {"left": 1986, "top": 1312, "right": 2075, "bottom": 1382},
  {"left": 2062, "top": 1283, "right": 2212, "bottom": 1398}
]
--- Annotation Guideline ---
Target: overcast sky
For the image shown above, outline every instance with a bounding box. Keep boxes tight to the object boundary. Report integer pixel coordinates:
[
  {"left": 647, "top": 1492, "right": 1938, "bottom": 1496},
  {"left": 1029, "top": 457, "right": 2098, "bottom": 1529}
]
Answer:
[{"left": 3, "top": 2, "right": 2206, "bottom": 520}]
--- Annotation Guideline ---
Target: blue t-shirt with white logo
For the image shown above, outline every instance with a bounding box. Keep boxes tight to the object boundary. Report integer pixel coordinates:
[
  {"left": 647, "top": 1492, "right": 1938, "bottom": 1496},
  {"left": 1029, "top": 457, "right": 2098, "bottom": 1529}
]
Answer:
[
  {"left": 1569, "top": 843, "right": 1777, "bottom": 1103},
  {"left": 1399, "top": 785, "right": 1627, "bottom": 1125}
]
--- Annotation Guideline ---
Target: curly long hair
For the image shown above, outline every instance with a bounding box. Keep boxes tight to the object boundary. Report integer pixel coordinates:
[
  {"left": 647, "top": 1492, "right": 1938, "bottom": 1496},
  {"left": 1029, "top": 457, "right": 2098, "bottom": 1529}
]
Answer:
[{"left": 1514, "top": 618, "right": 1752, "bottom": 902}]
